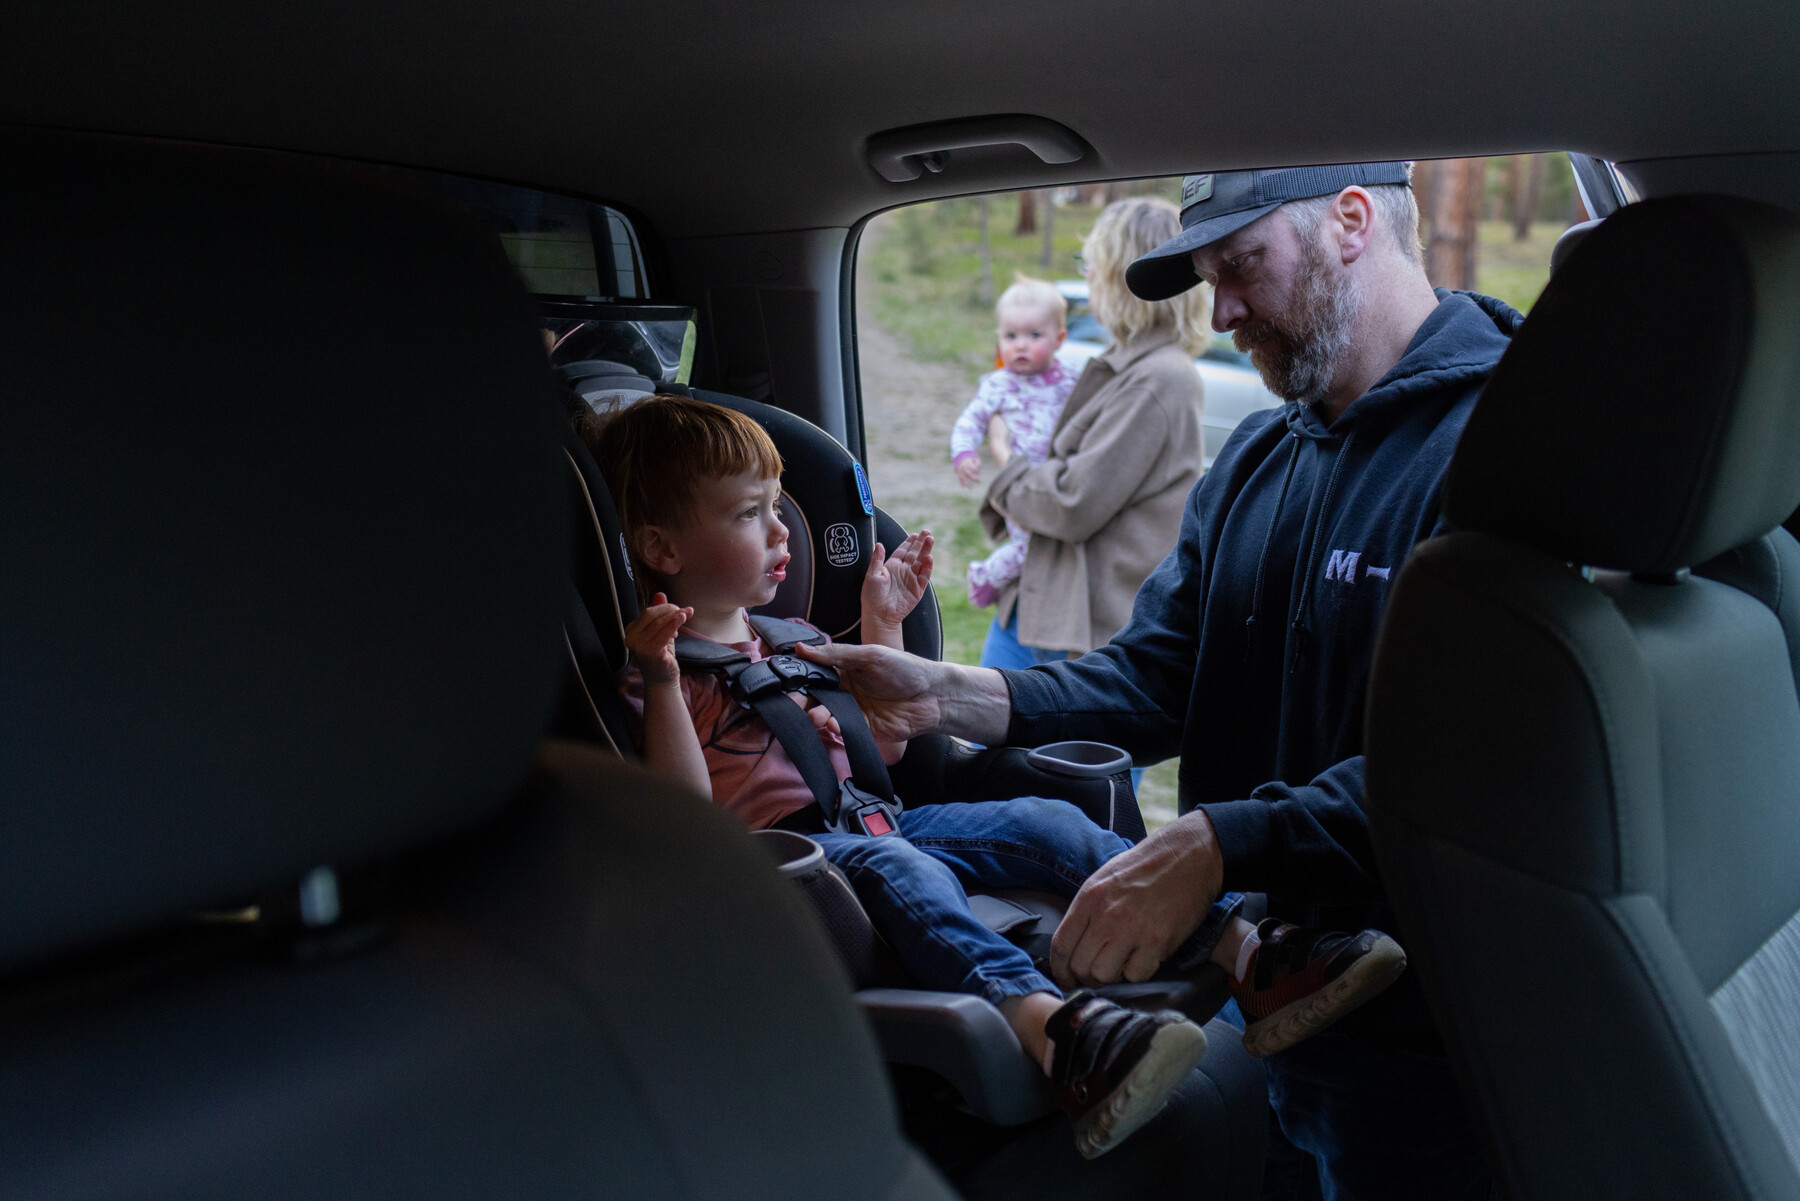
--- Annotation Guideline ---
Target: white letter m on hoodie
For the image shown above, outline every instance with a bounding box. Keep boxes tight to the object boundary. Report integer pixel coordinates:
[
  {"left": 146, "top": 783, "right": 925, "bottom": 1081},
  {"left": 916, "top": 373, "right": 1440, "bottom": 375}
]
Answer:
[{"left": 1325, "top": 549, "right": 1362, "bottom": 583}]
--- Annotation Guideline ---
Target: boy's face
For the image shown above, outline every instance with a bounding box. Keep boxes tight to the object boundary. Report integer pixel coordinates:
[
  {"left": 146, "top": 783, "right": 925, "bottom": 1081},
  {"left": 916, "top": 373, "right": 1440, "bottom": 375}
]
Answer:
[
  {"left": 650, "top": 470, "right": 789, "bottom": 616},
  {"left": 997, "top": 302, "right": 1066, "bottom": 376}
]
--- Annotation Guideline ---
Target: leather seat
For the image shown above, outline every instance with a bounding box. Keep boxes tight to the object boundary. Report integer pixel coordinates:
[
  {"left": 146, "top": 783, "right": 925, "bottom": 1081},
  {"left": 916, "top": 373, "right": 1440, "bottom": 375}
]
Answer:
[
  {"left": 1366, "top": 194, "right": 1800, "bottom": 1201},
  {"left": 0, "top": 127, "right": 953, "bottom": 1201}
]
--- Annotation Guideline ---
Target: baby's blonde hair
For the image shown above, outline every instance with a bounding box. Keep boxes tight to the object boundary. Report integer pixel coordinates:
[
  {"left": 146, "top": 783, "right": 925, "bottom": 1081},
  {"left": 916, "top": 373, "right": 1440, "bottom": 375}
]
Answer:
[{"left": 996, "top": 274, "right": 1067, "bottom": 331}]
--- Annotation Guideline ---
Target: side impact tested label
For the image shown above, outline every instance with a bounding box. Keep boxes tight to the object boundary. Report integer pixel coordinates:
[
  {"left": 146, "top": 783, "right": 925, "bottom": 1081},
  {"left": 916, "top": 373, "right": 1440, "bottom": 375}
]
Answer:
[{"left": 825, "top": 523, "right": 859, "bottom": 567}]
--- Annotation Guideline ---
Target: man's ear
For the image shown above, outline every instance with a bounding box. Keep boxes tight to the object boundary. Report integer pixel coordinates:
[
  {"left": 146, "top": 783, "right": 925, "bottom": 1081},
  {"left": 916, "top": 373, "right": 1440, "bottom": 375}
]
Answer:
[
  {"left": 636, "top": 525, "right": 682, "bottom": 577},
  {"left": 1333, "top": 186, "right": 1375, "bottom": 266}
]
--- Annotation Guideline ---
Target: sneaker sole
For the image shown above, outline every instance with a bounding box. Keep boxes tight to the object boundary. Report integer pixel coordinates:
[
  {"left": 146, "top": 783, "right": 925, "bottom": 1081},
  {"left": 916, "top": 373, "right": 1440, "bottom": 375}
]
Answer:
[
  {"left": 1241, "top": 936, "right": 1408, "bottom": 1059},
  {"left": 1073, "top": 1020, "right": 1209, "bottom": 1160}
]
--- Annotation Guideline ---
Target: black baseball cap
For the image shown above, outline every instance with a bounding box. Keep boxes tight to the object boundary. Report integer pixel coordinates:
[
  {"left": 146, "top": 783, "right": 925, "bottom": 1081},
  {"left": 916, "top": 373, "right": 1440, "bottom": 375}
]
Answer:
[{"left": 1126, "top": 162, "right": 1413, "bottom": 301}]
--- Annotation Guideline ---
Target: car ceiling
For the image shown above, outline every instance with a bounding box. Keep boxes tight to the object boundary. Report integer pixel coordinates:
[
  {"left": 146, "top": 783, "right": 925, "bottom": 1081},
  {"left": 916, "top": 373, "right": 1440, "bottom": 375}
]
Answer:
[{"left": 3, "top": 1, "right": 1797, "bottom": 241}]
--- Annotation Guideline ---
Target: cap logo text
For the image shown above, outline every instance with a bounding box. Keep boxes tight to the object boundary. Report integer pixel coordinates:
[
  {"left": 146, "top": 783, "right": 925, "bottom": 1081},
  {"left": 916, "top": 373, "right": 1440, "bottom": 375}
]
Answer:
[{"left": 1181, "top": 174, "right": 1214, "bottom": 207}]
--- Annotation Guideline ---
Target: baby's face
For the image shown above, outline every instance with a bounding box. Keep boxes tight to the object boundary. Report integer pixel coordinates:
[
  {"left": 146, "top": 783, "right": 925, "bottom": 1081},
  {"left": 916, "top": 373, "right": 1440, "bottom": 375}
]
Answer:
[{"left": 996, "top": 303, "right": 1066, "bottom": 377}]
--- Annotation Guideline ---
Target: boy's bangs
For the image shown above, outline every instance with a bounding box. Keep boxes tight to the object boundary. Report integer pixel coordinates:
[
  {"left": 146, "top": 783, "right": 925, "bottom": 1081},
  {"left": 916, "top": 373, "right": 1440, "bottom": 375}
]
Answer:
[{"left": 699, "top": 417, "right": 782, "bottom": 484}]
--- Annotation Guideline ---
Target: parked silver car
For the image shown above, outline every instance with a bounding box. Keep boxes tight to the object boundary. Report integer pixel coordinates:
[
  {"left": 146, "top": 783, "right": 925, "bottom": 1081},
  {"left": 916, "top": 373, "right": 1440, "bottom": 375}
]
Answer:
[{"left": 1055, "top": 279, "right": 1282, "bottom": 468}]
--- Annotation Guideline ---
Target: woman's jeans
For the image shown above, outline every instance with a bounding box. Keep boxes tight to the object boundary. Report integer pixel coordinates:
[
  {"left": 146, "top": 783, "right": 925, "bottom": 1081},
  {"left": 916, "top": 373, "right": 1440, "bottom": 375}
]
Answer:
[
  {"left": 812, "top": 797, "right": 1243, "bottom": 1006},
  {"left": 978, "top": 609, "right": 1068, "bottom": 670}
]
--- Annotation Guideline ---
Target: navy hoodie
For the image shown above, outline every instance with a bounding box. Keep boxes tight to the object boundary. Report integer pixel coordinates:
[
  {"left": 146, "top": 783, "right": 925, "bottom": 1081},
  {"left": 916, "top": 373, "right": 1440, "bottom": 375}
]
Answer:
[{"left": 1005, "top": 289, "right": 1524, "bottom": 1048}]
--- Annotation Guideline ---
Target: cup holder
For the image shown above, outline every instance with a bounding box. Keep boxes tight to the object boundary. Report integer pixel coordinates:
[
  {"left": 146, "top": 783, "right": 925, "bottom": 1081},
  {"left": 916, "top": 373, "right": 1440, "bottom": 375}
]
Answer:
[
  {"left": 1025, "top": 740, "right": 1133, "bottom": 779},
  {"left": 753, "top": 828, "right": 826, "bottom": 878}
]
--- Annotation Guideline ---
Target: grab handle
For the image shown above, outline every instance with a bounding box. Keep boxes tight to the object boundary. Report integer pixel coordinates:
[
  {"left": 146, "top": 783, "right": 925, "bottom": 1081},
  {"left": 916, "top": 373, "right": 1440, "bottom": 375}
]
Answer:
[{"left": 866, "top": 115, "right": 1087, "bottom": 183}]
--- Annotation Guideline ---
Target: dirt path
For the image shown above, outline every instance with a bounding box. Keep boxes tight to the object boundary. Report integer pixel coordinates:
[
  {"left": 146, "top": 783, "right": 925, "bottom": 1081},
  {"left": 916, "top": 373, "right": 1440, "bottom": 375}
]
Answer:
[{"left": 855, "top": 311, "right": 978, "bottom": 535}]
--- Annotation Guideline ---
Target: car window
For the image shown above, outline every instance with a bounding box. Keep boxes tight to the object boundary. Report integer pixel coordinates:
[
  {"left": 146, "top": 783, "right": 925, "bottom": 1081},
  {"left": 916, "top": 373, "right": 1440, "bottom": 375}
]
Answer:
[{"left": 378, "top": 165, "right": 648, "bottom": 300}]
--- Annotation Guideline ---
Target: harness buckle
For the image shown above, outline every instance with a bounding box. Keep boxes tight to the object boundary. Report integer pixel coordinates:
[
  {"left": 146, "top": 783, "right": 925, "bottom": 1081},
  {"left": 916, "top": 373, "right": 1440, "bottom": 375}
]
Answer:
[
  {"left": 831, "top": 778, "right": 904, "bottom": 837},
  {"left": 729, "top": 653, "right": 840, "bottom": 706}
]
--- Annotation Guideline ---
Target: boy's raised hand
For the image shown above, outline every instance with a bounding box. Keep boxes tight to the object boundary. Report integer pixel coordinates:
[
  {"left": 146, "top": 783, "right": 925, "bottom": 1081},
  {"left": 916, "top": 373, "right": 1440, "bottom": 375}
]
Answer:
[
  {"left": 624, "top": 592, "right": 692, "bottom": 685},
  {"left": 861, "top": 529, "right": 934, "bottom": 631}
]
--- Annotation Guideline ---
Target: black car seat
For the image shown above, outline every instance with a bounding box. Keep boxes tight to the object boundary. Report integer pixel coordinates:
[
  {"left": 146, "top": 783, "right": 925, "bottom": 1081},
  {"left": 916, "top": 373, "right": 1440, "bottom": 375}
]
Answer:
[
  {"left": 1366, "top": 195, "right": 1800, "bottom": 1201},
  {"left": 557, "top": 386, "right": 1269, "bottom": 1198},
  {"left": 0, "top": 127, "right": 955, "bottom": 1201}
]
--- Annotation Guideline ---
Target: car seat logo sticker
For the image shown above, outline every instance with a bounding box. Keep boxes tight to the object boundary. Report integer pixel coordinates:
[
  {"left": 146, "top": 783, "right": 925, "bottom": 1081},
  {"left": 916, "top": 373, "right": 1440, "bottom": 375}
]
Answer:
[
  {"left": 825, "top": 523, "right": 860, "bottom": 567},
  {"left": 851, "top": 461, "right": 875, "bottom": 516},
  {"left": 619, "top": 533, "right": 635, "bottom": 580}
]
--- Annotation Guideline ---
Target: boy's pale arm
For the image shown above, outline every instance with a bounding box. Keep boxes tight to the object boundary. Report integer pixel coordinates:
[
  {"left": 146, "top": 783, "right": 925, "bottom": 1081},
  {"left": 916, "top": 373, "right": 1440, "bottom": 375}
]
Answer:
[{"left": 639, "top": 678, "right": 713, "bottom": 798}]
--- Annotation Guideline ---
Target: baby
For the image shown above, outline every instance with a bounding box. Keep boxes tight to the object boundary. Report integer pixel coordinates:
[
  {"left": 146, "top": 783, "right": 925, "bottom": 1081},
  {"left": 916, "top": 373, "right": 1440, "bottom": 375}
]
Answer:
[
  {"left": 590, "top": 395, "right": 1406, "bottom": 1157},
  {"left": 950, "top": 276, "right": 1079, "bottom": 608}
]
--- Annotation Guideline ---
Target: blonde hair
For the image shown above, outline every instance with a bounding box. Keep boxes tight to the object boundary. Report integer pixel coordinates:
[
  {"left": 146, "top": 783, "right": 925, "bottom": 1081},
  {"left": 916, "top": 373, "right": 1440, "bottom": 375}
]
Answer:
[
  {"left": 1085, "top": 197, "right": 1212, "bottom": 356},
  {"left": 581, "top": 394, "right": 783, "bottom": 604},
  {"left": 997, "top": 274, "right": 1067, "bottom": 330}
]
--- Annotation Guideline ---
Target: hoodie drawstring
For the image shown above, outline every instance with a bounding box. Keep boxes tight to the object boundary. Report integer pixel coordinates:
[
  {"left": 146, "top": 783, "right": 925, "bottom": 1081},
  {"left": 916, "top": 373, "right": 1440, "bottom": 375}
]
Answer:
[
  {"left": 1244, "top": 433, "right": 1302, "bottom": 658},
  {"left": 1289, "top": 427, "right": 1359, "bottom": 673}
]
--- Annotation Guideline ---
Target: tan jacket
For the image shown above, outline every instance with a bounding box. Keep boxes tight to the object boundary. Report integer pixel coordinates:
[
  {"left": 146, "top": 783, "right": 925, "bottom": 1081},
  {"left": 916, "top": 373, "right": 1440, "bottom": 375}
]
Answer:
[{"left": 982, "top": 331, "right": 1203, "bottom": 653}]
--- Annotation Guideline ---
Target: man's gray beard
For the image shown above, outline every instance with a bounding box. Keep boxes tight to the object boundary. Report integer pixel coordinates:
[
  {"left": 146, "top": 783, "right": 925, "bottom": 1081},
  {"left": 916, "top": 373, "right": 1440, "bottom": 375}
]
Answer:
[{"left": 1234, "top": 242, "right": 1360, "bottom": 407}]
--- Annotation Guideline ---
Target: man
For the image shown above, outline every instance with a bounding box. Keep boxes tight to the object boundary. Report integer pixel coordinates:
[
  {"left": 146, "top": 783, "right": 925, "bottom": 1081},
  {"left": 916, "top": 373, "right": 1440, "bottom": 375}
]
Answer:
[{"left": 804, "top": 162, "right": 1522, "bottom": 1198}]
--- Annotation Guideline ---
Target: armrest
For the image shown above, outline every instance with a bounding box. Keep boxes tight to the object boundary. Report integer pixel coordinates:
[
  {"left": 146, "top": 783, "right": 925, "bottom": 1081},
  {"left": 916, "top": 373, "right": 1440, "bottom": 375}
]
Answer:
[
  {"left": 899, "top": 739, "right": 1146, "bottom": 842},
  {"left": 856, "top": 989, "right": 1057, "bottom": 1127}
]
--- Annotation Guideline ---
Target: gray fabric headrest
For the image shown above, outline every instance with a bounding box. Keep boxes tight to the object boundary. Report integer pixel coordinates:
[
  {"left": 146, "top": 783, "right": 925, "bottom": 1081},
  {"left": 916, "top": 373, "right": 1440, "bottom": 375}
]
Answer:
[
  {"left": 1446, "top": 195, "right": 1800, "bottom": 574},
  {"left": 0, "top": 130, "right": 566, "bottom": 969}
]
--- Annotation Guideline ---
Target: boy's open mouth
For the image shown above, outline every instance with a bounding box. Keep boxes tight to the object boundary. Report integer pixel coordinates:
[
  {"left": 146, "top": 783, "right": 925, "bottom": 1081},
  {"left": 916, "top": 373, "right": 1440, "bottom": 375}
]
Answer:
[{"left": 768, "top": 554, "right": 790, "bottom": 582}]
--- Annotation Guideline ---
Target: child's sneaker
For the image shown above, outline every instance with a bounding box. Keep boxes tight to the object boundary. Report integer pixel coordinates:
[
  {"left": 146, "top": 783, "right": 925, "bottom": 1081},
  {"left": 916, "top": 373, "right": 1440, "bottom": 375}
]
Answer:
[
  {"left": 1044, "top": 992, "right": 1209, "bottom": 1159},
  {"left": 1230, "top": 919, "right": 1408, "bottom": 1058}
]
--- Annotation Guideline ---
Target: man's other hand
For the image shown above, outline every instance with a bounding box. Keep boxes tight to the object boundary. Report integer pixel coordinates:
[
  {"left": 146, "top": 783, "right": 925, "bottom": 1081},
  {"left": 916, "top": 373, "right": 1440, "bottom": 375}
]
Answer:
[{"left": 1050, "top": 810, "right": 1226, "bottom": 987}]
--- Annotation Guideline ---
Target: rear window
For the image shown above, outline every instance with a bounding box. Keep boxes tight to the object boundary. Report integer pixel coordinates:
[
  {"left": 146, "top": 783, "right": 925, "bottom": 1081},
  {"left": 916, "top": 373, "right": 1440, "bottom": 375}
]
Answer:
[{"left": 379, "top": 167, "right": 647, "bottom": 300}]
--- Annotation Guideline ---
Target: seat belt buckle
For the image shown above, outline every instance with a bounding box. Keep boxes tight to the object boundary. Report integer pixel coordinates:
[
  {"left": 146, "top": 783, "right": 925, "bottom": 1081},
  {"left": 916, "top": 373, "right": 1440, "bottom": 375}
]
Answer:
[
  {"left": 729, "top": 653, "right": 839, "bottom": 706},
  {"left": 833, "top": 779, "right": 903, "bottom": 837}
]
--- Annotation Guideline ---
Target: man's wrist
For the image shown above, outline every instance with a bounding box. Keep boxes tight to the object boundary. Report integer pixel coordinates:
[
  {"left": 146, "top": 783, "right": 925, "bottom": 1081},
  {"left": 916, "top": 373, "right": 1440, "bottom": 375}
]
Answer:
[{"left": 935, "top": 662, "right": 1013, "bottom": 746}]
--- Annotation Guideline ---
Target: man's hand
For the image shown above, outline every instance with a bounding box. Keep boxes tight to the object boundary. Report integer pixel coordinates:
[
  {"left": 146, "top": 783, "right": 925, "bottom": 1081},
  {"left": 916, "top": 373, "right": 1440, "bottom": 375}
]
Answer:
[
  {"left": 793, "top": 640, "right": 943, "bottom": 742},
  {"left": 1050, "top": 810, "right": 1226, "bottom": 987}
]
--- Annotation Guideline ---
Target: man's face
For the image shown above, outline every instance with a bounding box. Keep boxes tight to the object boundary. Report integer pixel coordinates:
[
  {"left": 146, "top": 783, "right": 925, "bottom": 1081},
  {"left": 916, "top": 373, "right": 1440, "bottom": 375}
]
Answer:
[{"left": 1190, "top": 207, "right": 1360, "bottom": 407}]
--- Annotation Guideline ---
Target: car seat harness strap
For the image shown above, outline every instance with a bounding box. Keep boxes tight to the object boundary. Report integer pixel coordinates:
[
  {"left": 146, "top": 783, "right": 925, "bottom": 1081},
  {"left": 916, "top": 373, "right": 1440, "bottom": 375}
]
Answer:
[{"left": 675, "top": 615, "right": 903, "bottom": 837}]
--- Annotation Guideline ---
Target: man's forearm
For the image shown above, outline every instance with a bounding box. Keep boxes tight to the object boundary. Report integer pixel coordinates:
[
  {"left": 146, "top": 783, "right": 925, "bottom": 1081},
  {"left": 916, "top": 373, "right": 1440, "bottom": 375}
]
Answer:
[{"left": 930, "top": 660, "right": 1014, "bottom": 746}]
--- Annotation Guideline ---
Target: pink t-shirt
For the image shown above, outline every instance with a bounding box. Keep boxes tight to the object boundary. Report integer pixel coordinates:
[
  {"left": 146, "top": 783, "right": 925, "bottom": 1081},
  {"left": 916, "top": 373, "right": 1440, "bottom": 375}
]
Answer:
[{"left": 621, "top": 620, "right": 853, "bottom": 830}]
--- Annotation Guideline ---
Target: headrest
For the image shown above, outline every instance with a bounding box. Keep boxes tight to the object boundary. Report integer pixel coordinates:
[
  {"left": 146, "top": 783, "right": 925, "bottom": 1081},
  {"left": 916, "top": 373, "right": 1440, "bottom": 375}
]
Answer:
[
  {"left": 0, "top": 130, "right": 566, "bottom": 970},
  {"left": 1446, "top": 195, "right": 1800, "bottom": 574}
]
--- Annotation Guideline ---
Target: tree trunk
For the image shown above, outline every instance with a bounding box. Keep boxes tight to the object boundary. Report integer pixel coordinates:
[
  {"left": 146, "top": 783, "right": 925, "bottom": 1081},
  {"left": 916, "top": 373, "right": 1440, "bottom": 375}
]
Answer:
[
  {"left": 1014, "top": 190, "right": 1037, "bottom": 236},
  {"left": 1039, "top": 189, "right": 1056, "bottom": 269},
  {"left": 1513, "top": 154, "right": 1547, "bottom": 241},
  {"left": 977, "top": 196, "right": 993, "bottom": 303},
  {"left": 1426, "top": 157, "right": 1482, "bottom": 291}
]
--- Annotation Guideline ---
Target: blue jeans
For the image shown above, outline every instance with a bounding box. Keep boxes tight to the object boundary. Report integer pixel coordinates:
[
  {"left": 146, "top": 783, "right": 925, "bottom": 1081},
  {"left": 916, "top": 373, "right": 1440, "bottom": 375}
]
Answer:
[
  {"left": 1261, "top": 1032, "right": 1496, "bottom": 1201},
  {"left": 978, "top": 609, "right": 1068, "bottom": 670},
  {"left": 813, "top": 798, "right": 1243, "bottom": 1006}
]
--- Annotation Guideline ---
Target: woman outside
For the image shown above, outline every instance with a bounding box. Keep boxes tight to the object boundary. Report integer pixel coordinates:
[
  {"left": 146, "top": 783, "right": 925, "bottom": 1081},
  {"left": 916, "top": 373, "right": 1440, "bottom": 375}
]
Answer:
[{"left": 978, "top": 196, "right": 1211, "bottom": 668}]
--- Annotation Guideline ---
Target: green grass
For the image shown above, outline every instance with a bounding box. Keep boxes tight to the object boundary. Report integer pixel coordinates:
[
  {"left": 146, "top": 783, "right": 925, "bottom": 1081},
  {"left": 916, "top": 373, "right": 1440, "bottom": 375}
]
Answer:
[{"left": 1474, "top": 220, "right": 1566, "bottom": 314}]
